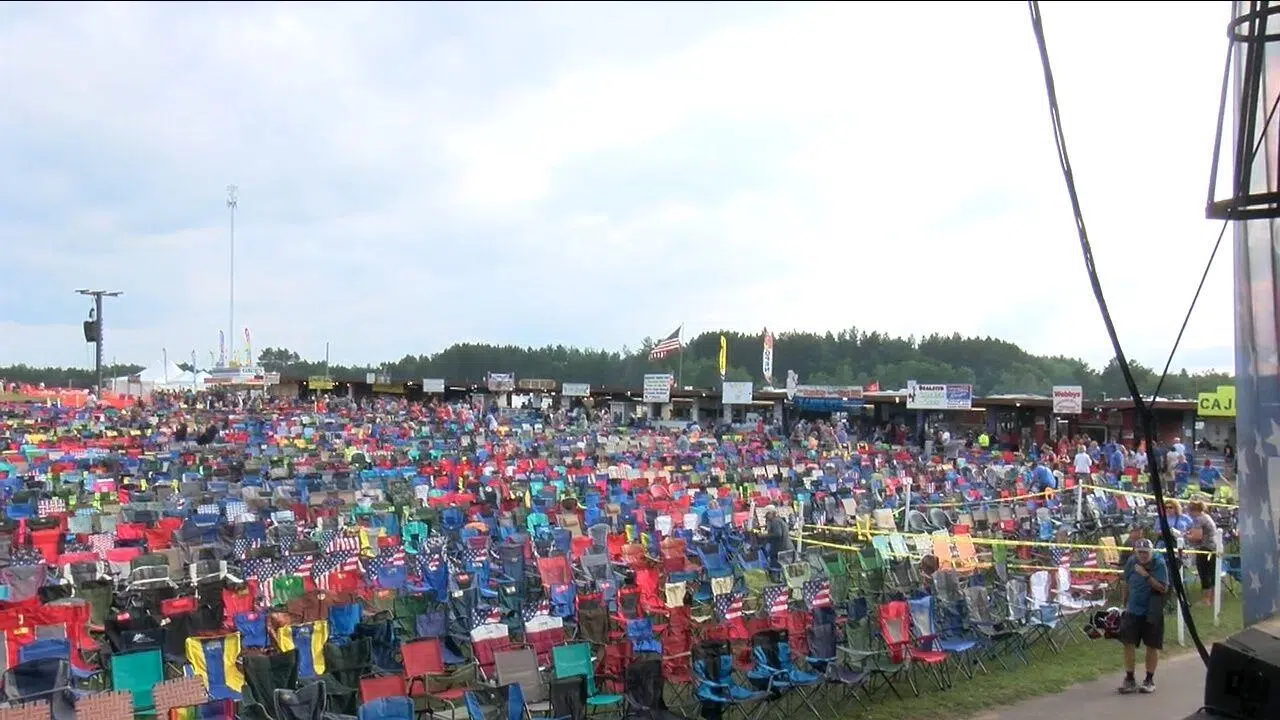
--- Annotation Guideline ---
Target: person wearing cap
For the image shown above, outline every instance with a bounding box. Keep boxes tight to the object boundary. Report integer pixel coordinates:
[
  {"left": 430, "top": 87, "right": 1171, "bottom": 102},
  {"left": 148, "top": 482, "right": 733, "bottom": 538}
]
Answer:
[
  {"left": 763, "top": 506, "right": 792, "bottom": 569},
  {"left": 1118, "top": 538, "right": 1169, "bottom": 695}
]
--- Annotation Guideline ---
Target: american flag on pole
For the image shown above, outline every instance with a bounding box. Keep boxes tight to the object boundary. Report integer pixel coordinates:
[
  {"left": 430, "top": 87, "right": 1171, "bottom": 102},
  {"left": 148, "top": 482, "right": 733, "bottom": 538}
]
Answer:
[
  {"left": 463, "top": 545, "right": 488, "bottom": 570},
  {"left": 366, "top": 546, "right": 406, "bottom": 577},
  {"left": 472, "top": 604, "right": 504, "bottom": 629},
  {"left": 802, "top": 578, "right": 832, "bottom": 609},
  {"left": 521, "top": 598, "right": 552, "bottom": 622},
  {"left": 761, "top": 585, "right": 791, "bottom": 616},
  {"left": 243, "top": 557, "right": 284, "bottom": 605},
  {"left": 8, "top": 545, "right": 45, "bottom": 568},
  {"left": 327, "top": 532, "right": 361, "bottom": 554},
  {"left": 233, "top": 538, "right": 262, "bottom": 559},
  {"left": 284, "top": 552, "right": 315, "bottom": 579},
  {"left": 1051, "top": 547, "right": 1071, "bottom": 568},
  {"left": 311, "top": 554, "right": 346, "bottom": 591},
  {"left": 648, "top": 327, "right": 682, "bottom": 361},
  {"left": 341, "top": 551, "right": 361, "bottom": 573},
  {"left": 713, "top": 592, "right": 744, "bottom": 622}
]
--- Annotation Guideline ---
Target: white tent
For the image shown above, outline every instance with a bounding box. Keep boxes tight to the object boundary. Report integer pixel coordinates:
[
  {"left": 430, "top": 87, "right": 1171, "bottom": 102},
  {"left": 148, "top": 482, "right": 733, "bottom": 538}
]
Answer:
[
  {"left": 135, "top": 359, "right": 187, "bottom": 385},
  {"left": 167, "top": 370, "right": 210, "bottom": 390},
  {"left": 110, "top": 358, "right": 199, "bottom": 395}
]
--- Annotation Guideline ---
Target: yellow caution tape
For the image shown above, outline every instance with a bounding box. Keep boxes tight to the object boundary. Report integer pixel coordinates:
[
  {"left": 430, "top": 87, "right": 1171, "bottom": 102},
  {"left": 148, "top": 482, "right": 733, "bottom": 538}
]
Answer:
[
  {"left": 799, "top": 524, "right": 1216, "bottom": 556},
  {"left": 1078, "top": 483, "right": 1237, "bottom": 509},
  {"left": 791, "top": 535, "right": 1126, "bottom": 575},
  {"left": 913, "top": 489, "right": 1054, "bottom": 508}
]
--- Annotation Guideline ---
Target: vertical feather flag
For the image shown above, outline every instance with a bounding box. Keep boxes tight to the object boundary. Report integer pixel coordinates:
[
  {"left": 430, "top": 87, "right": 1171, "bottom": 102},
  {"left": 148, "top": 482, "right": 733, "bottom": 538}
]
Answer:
[
  {"left": 718, "top": 335, "right": 727, "bottom": 379},
  {"left": 762, "top": 328, "right": 774, "bottom": 385},
  {"left": 218, "top": 331, "right": 226, "bottom": 366}
]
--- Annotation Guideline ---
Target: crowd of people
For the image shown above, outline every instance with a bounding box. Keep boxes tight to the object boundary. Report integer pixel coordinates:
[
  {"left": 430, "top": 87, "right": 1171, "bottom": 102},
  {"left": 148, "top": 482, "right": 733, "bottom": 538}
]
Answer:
[{"left": 0, "top": 388, "right": 1237, "bottom": 717}]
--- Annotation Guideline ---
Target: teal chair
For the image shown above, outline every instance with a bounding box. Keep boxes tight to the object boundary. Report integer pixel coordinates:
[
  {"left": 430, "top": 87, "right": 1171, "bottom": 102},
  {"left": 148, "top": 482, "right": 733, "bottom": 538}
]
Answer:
[
  {"left": 551, "top": 643, "right": 624, "bottom": 716},
  {"left": 110, "top": 647, "right": 164, "bottom": 714}
]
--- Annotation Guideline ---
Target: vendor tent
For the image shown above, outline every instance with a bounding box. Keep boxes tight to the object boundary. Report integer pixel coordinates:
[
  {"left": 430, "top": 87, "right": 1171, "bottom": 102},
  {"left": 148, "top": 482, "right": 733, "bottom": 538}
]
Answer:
[{"left": 109, "top": 358, "right": 195, "bottom": 395}]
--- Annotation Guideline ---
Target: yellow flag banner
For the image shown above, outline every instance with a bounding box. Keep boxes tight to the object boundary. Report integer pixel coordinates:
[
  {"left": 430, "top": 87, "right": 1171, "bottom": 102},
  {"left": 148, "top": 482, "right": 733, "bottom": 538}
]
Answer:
[{"left": 718, "top": 335, "right": 727, "bottom": 379}]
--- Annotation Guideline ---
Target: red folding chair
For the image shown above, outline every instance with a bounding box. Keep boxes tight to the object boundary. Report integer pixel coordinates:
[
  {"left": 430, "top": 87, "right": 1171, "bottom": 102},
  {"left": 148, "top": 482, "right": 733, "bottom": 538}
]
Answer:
[
  {"left": 402, "top": 638, "right": 473, "bottom": 714},
  {"left": 469, "top": 623, "right": 514, "bottom": 681},
  {"left": 359, "top": 673, "right": 406, "bottom": 703}
]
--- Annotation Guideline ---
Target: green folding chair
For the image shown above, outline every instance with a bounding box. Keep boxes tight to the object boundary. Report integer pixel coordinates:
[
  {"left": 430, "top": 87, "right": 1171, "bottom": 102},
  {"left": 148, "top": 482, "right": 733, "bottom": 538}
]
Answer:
[
  {"left": 551, "top": 643, "right": 625, "bottom": 716},
  {"left": 110, "top": 647, "right": 164, "bottom": 714}
]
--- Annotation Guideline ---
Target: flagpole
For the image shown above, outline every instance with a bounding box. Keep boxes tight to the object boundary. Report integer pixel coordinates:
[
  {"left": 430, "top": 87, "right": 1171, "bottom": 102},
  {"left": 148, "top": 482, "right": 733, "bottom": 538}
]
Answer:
[{"left": 677, "top": 324, "right": 684, "bottom": 389}]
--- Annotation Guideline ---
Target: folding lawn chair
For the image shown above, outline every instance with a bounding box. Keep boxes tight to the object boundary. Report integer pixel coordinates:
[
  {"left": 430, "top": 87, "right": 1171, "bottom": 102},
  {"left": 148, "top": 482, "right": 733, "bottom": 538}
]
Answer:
[
  {"left": 692, "top": 640, "right": 767, "bottom": 720},
  {"left": 1004, "top": 576, "right": 1057, "bottom": 656},
  {"left": 962, "top": 585, "right": 1030, "bottom": 669},
  {"left": 552, "top": 643, "right": 624, "bottom": 717}
]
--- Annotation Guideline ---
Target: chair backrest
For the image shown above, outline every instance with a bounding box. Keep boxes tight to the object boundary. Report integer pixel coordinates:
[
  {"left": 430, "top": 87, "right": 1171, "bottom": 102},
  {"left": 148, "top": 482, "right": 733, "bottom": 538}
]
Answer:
[
  {"left": 908, "top": 596, "right": 936, "bottom": 638},
  {"left": 964, "top": 586, "right": 993, "bottom": 623},
  {"left": 111, "top": 648, "right": 164, "bottom": 711},
  {"left": 401, "top": 638, "right": 444, "bottom": 676},
  {"left": 551, "top": 643, "right": 597, "bottom": 696},
  {"left": 876, "top": 601, "right": 911, "bottom": 661},
  {"left": 359, "top": 696, "right": 412, "bottom": 720},
  {"left": 3, "top": 657, "right": 69, "bottom": 702},
  {"left": 494, "top": 647, "right": 547, "bottom": 704},
  {"left": 1027, "top": 570, "right": 1051, "bottom": 605}
]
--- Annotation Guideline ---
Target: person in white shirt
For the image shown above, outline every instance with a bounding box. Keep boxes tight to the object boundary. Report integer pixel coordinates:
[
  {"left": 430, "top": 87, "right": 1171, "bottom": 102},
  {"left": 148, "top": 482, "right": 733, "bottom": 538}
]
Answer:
[
  {"left": 1135, "top": 449, "right": 1148, "bottom": 472},
  {"left": 1173, "top": 438, "right": 1186, "bottom": 456},
  {"left": 1074, "top": 445, "right": 1093, "bottom": 477}
]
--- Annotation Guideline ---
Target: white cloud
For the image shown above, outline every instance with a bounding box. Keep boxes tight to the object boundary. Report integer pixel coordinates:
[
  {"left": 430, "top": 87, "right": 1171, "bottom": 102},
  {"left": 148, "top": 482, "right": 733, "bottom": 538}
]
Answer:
[{"left": 0, "top": 1, "right": 1235, "bottom": 374}]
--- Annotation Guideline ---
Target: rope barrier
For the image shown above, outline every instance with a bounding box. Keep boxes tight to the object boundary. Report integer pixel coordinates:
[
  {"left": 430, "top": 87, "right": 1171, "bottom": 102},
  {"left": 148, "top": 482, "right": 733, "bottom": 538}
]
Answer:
[
  {"left": 799, "top": 524, "right": 1217, "bottom": 555},
  {"left": 912, "top": 489, "right": 1055, "bottom": 508},
  {"left": 789, "top": 535, "right": 1126, "bottom": 575},
  {"left": 1077, "top": 482, "right": 1238, "bottom": 509}
]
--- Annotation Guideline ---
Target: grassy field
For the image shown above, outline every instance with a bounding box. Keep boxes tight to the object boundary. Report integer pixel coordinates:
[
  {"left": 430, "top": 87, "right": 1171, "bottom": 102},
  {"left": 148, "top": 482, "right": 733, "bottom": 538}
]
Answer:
[{"left": 848, "top": 594, "right": 1243, "bottom": 720}]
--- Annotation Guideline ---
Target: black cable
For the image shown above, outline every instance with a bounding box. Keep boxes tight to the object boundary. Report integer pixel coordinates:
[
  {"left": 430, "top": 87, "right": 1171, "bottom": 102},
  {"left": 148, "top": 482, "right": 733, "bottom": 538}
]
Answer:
[
  {"left": 1160, "top": 79, "right": 1280, "bottom": 395},
  {"left": 1151, "top": 220, "right": 1227, "bottom": 399},
  {"left": 1026, "top": 0, "right": 1210, "bottom": 664}
]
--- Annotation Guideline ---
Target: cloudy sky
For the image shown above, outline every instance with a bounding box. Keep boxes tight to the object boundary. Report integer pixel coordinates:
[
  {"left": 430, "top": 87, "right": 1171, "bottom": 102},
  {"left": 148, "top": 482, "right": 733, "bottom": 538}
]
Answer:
[{"left": 0, "top": 1, "right": 1235, "bottom": 372}]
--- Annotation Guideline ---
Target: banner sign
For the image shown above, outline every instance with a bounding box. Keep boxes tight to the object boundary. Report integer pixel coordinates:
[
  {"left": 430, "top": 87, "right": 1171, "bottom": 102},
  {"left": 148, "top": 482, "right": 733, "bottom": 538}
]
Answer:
[
  {"left": 906, "top": 381, "right": 972, "bottom": 410},
  {"left": 422, "top": 378, "right": 446, "bottom": 394},
  {"left": 1052, "top": 385, "right": 1084, "bottom": 414},
  {"left": 372, "top": 383, "right": 404, "bottom": 395},
  {"left": 1197, "top": 385, "right": 1236, "bottom": 417},
  {"left": 561, "top": 382, "right": 591, "bottom": 397},
  {"left": 263, "top": 372, "right": 281, "bottom": 386},
  {"left": 307, "top": 376, "right": 335, "bottom": 391},
  {"left": 208, "top": 367, "right": 265, "bottom": 386},
  {"left": 722, "top": 381, "right": 753, "bottom": 405},
  {"left": 792, "top": 385, "right": 863, "bottom": 400},
  {"left": 643, "top": 374, "right": 673, "bottom": 403},
  {"left": 762, "top": 329, "right": 774, "bottom": 385},
  {"left": 516, "top": 378, "right": 557, "bottom": 392},
  {"left": 365, "top": 372, "right": 376, "bottom": 384},
  {"left": 486, "top": 373, "right": 515, "bottom": 392}
]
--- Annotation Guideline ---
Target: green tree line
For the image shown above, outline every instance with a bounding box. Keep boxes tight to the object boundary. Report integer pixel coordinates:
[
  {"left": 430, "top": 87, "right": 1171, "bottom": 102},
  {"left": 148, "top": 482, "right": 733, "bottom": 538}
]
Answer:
[
  {"left": 0, "top": 364, "right": 145, "bottom": 389},
  {"left": 1, "top": 329, "right": 1232, "bottom": 399}
]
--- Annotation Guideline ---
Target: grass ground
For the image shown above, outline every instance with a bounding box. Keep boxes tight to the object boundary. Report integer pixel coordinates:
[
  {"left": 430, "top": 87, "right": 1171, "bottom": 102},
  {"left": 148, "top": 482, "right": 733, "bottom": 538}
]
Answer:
[{"left": 850, "top": 593, "right": 1243, "bottom": 720}]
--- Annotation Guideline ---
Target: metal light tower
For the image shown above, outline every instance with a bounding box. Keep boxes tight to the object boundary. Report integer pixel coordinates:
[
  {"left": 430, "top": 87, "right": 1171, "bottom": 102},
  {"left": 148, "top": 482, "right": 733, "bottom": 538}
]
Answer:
[
  {"left": 76, "top": 289, "right": 122, "bottom": 393},
  {"left": 226, "top": 184, "right": 238, "bottom": 364}
]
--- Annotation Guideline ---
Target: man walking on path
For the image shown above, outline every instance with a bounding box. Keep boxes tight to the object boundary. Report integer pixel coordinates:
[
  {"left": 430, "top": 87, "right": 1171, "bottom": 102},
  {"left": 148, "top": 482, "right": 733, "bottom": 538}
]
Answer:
[{"left": 1118, "top": 538, "right": 1169, "bottom": 694}]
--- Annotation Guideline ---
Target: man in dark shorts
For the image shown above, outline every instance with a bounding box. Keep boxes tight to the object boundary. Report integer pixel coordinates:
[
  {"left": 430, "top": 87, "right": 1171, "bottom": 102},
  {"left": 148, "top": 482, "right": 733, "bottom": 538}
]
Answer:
[{"left": 1119, "top": 539, "right": 1169, "bottom": 694}]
